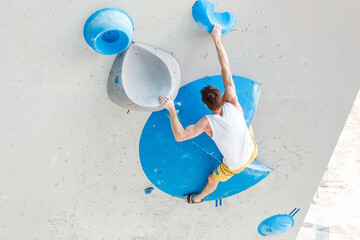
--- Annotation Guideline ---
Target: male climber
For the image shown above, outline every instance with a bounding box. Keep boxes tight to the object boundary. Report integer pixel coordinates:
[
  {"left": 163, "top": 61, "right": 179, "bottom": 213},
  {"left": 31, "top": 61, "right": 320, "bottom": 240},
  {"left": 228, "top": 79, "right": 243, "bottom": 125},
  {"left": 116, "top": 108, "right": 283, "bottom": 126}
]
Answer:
[{"left": 159, "top": 24, "right": 258, "bottom": 204}]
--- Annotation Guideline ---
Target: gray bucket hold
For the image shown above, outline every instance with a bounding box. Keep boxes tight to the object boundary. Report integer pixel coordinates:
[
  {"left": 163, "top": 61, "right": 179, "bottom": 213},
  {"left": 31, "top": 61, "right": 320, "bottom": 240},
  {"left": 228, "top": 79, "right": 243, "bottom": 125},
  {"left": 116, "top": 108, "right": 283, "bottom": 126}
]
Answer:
[{"left": 107, "top": 42, "right": 181, "bottom": 111}]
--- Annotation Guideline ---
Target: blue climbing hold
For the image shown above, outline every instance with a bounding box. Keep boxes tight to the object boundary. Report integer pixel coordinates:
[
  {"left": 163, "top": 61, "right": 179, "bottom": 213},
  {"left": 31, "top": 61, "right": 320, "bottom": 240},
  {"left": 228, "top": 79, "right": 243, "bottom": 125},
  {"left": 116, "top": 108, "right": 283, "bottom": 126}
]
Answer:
[
  {"left": 192, "top": 0, "right": 236, "bottom": 34},
  {"left": 258, "top": 209, "right": 300, "bottom": 236},
  {"left": 83, "top": 8, "right": 134, "bottom": 55},
  {"left": 258, "top": 214, "right": 295, "bottom": 236},
  {"left": 139, "top": 75, "right": 272, "bottom": 201},
  {"left": 145, "top": 187, "right": 154, "bottom": 194}
]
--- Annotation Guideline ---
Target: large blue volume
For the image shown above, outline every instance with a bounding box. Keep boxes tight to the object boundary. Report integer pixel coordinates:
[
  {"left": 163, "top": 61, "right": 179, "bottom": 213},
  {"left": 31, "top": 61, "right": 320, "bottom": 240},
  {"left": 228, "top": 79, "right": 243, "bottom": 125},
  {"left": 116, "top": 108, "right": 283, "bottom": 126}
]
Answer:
[
  {"left": 83, "top": 8, "right": 134, "bottom": 55},
  {"left": 139, "top": 76, "right": 272, "bottom": 201},
  {"left": 192, "top": 0, "right": 236, "bottom": 34}
]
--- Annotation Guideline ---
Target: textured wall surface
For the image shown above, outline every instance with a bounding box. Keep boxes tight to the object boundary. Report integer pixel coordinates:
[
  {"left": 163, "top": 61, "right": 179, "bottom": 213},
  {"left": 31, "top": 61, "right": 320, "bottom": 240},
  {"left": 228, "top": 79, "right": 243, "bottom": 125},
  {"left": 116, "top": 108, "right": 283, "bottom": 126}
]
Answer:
[{"left": 0, "top": 0, "right": 359, "bottom": 239}]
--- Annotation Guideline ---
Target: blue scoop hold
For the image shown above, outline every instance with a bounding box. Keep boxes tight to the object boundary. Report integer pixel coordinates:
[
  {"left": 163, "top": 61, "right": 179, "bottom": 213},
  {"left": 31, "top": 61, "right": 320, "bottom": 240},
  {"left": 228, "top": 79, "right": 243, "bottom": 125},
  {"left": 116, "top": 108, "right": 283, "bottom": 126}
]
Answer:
[
  {"left": 192, "top": 0, "right": 236, "bottom": 34},
  {"left": 83, "top": 8, "right": 134, "bottom": 55}
]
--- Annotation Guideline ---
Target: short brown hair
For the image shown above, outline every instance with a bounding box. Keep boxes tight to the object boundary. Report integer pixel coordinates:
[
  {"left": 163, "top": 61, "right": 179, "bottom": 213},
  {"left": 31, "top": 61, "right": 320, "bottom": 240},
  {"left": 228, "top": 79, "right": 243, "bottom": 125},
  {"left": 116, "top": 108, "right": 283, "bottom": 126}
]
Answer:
[{"left": 200, "top": 85, "right": 223, "bottom": 111}]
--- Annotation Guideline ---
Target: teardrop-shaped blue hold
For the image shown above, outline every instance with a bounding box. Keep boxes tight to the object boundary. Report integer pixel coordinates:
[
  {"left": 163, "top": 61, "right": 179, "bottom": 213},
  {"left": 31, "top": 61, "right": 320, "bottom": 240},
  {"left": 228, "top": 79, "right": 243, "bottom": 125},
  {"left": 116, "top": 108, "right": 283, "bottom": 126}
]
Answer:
[{"left": 258, "top": 214, "right": 295, "bottom": 236}]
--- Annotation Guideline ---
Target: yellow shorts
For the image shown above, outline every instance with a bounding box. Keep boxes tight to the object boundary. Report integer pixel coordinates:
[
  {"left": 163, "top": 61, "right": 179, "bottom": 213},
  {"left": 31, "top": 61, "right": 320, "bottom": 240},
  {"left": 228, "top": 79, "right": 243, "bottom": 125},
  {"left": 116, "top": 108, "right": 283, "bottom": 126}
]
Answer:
[{"left": 212, "top": 125, "right": 258, "bottom": 182}]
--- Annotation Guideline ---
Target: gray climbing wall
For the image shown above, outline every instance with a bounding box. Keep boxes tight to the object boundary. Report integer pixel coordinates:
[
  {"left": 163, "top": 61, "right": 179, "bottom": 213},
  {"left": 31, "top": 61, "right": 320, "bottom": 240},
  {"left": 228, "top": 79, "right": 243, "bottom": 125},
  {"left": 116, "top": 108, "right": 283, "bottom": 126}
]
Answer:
[{"left": 0, "top": 0, "right": 359, "bottom": 239}]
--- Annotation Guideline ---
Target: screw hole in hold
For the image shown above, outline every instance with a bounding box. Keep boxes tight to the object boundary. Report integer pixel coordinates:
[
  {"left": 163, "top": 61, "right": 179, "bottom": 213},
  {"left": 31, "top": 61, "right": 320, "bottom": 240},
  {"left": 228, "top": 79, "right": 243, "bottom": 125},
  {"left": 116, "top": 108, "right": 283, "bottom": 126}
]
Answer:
[
  {"left": 115, "top": 76, "right": 119, "bottom": 84},
  {"left": 102, "top": 30, "right": 120, "bottom": 43},
  {"left": 266, "top": 228, "right": 272, "bottom": 232}
]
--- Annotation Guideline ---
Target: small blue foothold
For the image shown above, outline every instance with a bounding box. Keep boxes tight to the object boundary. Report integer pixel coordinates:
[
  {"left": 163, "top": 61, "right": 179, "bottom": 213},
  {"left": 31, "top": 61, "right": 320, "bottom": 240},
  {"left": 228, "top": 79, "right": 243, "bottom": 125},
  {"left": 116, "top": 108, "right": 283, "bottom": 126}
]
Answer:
[
  {"left": 192, "top": 0, "right": 236, "bottom": 34},
  {"left": 145, "top": 187, "right": 154, "bottom": 194},
  {"left": 115, "top": 76, "right": 119, "bottom": 84},
  {"left": 258, "top": 213, "right": 296, "bottom": 236}
]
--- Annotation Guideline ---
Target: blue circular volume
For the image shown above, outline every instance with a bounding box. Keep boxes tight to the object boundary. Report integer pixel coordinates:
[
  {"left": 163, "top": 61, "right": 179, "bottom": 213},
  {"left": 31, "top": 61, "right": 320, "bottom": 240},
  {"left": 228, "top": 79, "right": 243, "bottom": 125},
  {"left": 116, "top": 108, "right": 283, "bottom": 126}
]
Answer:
[
  {"left": 83, "top": 8, "right": 134, "bottom": 55},
  {"left": 139, "top": 76, "right": 271, "bottom": 201}
]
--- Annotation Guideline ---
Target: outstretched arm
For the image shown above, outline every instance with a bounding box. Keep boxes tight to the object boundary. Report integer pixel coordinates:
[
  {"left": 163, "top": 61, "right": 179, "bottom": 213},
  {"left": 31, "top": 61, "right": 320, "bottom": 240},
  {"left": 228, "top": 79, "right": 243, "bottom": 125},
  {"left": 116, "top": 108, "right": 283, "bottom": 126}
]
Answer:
[
  {"left": 211, "top": 24, "right": 233, "bottom": 89},
  {"left": 211, "top": 24, "right": 242, "bottom": 112},
  {"left": 159, "top": 95, "right": 209, "bottom": 142}
]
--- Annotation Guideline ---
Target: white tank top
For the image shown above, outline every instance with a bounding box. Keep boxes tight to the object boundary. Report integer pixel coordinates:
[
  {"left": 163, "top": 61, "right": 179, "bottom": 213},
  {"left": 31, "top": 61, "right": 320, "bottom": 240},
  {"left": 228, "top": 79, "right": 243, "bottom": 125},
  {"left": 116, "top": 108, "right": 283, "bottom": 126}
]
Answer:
[{"left": 205, "top": 102, "right": 255, "bottom": 171}]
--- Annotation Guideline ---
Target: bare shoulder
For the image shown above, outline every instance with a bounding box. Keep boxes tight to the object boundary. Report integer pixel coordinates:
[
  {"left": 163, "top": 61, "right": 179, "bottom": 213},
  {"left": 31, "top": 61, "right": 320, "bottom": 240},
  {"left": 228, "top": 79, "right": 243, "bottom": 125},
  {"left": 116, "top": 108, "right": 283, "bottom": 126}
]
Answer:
[
  {"left": 228, "top": 101, "right": 243, "bottom": 113},
  {"left": 197, "top": 116, "right": 211, "bottom": 129},
  {"left": 223, "top": 86, "right": 243, "bottom": 113},
  {"left": 223, "top": 85, "right": 237, "bottom": 102},
  {"left": 199, "top": 116, "right": 212, "bottom": 137}
]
